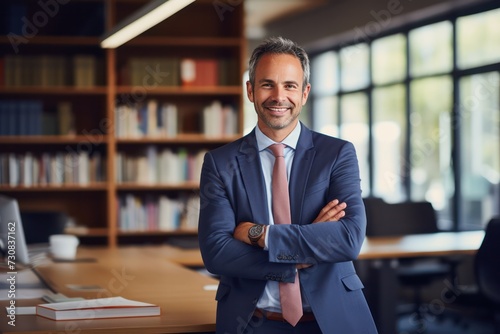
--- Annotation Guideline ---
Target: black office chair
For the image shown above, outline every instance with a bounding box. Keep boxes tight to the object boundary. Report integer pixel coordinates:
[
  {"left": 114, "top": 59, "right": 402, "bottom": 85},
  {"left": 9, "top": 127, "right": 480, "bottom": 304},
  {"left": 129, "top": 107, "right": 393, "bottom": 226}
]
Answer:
[
  {"left": 474, "top": 217, "right": 500, "bottom": 333},
  {"left": 363, "top": 197, "right": 454, "bottom": 325}
]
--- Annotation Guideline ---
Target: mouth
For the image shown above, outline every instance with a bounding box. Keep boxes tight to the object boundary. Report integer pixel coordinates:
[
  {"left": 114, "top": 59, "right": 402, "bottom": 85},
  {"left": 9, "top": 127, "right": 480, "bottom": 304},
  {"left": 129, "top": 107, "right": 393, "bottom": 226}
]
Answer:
[{"left": 264, "top": 106, "right": 291, "bottom": 115}]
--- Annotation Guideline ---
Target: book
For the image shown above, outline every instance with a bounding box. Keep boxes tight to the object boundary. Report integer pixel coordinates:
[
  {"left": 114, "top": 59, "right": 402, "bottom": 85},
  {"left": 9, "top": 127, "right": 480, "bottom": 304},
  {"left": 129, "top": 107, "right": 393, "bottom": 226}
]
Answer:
[{"left": 36, "top": 296, "right": 160, "bottom": 321}]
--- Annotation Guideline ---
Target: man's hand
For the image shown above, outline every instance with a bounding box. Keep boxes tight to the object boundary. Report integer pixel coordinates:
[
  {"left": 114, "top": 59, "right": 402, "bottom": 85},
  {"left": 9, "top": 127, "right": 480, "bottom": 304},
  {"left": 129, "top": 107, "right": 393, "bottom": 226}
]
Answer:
[
  {"left": 234, "top": 222, "right": 266, "bottom": 248},
  {"left": 313, "top": 199, "right": 346, "bottom": 223},
  {"left": 233, "top": 222, "right": 253, "bottom": 244}
]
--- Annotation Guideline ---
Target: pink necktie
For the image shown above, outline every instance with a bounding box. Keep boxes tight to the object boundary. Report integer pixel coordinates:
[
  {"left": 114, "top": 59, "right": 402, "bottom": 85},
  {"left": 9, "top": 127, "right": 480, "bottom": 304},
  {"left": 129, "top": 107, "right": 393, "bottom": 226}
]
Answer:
[{"left": 269, "top": 143, "right": 303, "bottom": 326}]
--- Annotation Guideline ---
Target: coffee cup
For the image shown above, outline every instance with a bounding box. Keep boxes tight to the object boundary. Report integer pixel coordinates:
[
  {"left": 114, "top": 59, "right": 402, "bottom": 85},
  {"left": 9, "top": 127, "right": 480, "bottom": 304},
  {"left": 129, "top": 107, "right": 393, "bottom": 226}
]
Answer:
[{"left": 50, "top": 234, "right": 79, "bottom": 260}]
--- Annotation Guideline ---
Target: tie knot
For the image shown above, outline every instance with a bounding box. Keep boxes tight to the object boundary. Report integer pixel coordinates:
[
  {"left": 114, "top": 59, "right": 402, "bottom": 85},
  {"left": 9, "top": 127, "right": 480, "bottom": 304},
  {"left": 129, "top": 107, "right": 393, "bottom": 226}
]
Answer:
[{"left": 269, "top": 143, "right": 285, "bottom": 158}]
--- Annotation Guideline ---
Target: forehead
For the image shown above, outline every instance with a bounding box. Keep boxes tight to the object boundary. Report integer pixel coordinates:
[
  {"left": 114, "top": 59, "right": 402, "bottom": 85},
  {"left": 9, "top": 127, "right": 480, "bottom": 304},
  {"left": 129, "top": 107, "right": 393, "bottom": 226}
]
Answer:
[{"left": 255, "top": 53, "right": 303, "bottom": 79}]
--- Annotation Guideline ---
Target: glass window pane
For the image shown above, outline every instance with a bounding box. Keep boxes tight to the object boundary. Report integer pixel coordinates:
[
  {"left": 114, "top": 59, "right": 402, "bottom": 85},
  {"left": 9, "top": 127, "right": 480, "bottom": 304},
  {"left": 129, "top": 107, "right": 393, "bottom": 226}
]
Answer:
[
  {"left": 457, "top": 8, "right": 500, "bottom": 69},
  {"left": 340, "top": 93, "right": 369, "bottom": 195},
  {"left": 340, "top": 43, "right": 369, "bottom": 91},
  {"left": 312, "top": 96, "right": 338, "bottom": 137},
  {"left": 459, "top": 72, "right": 500, "bottom": 229},
  {"left": 311, "top": 51, "right": 339, "bottom": 95},
  {"left": 372, "top": 34, "right": 407, "bottom": 85},
  {"left": 409, "top": 21, "right": 453, "bottom": 77},
  {"left": 372, "top": 84, "right": 406, "bottom": 202},
  {"left": 410, "top": 76, "right": 453, "bottom": 229}
]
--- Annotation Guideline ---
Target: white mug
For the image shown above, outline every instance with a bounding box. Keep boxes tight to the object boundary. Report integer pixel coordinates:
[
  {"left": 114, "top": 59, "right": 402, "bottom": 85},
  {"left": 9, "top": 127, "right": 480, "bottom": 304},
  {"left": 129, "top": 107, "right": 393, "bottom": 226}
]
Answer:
[{"left": 49, "top": 234, "right": 79, "bottom": 260}]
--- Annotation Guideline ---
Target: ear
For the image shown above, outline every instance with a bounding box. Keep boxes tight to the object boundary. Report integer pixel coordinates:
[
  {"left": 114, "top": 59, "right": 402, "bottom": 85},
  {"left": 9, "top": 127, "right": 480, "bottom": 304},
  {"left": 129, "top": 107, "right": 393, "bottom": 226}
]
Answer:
[
  {"left": 302, "top": 83, "right": 311, "bottom": 106},
  {"left": 246, "top": 81, "right": 254, "bottom": 103}
]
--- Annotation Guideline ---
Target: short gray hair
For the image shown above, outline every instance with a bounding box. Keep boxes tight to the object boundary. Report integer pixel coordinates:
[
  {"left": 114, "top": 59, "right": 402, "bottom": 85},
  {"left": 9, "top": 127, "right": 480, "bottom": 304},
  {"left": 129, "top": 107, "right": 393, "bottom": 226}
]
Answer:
[{"left": 248, "top": 36, "right": 310, "bottom": 91}]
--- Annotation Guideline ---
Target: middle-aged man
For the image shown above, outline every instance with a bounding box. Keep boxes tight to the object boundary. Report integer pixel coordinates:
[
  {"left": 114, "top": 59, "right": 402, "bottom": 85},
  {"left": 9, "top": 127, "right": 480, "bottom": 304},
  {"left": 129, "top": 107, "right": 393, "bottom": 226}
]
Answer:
[{"left": 198, "top": 36, "right": 378, "bottom": 334}]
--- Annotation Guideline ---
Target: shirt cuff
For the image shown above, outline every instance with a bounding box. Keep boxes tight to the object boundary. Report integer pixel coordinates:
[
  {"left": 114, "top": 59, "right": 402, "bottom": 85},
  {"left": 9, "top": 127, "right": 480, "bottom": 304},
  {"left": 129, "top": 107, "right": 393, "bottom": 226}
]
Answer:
[{"left": 263, "top": 225, "right": 270, "bottom": 250}]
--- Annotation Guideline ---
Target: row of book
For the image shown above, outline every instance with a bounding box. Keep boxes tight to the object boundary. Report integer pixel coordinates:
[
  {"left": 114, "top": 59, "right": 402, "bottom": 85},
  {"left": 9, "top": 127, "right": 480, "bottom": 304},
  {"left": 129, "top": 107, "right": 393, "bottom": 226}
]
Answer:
[
  {"left": 0, "top": 151, "right": 106, "bottom": 187},
  {"left": 115, "top": 101, "right": 178, "bottom": 138},
  {"left": 203, "top": 100, "right": 239, "bottom": 137},
  {"left": 116, "top": 147, "right": 206, "bottom": 184},
  {"left": 1, "top": 55, "right": 102, "bottom": 87},
  {"left": 114, "top": 100, "right": 238, "bottom": 138},
  {"left": 117, "top": 193, "right": 199, "bottom": 232},
  {"left": 123, "top": 57, "right": 237, "bottom": 87},
  {"left": 0, "top": 100, "right": 75, "bottom": 136}
]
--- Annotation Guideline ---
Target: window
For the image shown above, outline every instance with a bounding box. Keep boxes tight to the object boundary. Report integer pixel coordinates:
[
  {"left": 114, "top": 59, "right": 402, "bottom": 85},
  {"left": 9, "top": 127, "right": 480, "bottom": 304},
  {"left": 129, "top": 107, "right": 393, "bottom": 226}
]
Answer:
[
  {"left": 309, "top": 4, "right": 500, "bottom": 230},
  {"left": 457, "top": 8, "right": 500, "bottom": 69}
]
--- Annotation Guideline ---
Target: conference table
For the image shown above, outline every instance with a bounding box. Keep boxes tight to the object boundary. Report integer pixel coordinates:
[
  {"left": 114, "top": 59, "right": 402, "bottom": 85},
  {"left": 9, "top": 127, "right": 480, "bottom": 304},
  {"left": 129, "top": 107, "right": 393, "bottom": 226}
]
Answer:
[{"left": 0, "top": 230, "right": 484, "bottom": 334}]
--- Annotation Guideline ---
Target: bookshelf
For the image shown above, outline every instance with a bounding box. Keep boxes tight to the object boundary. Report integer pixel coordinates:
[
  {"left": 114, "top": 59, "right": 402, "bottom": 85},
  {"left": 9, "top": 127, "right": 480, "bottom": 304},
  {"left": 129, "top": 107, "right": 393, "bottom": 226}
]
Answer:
[{"left": 0, "top": 0, "right": 245, "bottom": 247}]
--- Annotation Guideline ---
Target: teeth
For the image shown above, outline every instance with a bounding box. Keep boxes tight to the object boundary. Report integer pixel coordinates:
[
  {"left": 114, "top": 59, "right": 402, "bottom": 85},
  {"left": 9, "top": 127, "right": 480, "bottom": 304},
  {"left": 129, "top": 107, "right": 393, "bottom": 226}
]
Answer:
[{"left": 269, "top": 107, "right": 287, "bottom": 111}]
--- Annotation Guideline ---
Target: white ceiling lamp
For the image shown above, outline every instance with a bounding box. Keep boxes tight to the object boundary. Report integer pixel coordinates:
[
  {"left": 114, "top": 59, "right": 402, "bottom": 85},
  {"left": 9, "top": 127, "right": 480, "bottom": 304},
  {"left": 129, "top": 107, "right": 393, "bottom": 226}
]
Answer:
[{"left": 100, "top": 0, "right": 196, "bottom": 49}]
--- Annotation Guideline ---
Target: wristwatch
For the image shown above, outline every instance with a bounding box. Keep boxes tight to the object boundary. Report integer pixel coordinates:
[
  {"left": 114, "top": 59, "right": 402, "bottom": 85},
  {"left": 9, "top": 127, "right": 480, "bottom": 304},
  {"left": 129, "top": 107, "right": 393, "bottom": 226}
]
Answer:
[{"left": 248, "top": 224, "right": 265, "bottom": 246}]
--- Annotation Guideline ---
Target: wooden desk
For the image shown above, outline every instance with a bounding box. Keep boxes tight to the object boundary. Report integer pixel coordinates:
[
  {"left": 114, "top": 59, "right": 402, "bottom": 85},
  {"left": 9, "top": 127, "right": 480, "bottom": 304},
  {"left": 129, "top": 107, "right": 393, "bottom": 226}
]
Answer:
[
  {"left": 357, "top": 230, "right": 485, "bottom": 334},
  {"left": 1, "top": 232, "right": 484, "bottom": 334},
  {"left": 1, "top": 245, "right": 218, "bottom": 334}
]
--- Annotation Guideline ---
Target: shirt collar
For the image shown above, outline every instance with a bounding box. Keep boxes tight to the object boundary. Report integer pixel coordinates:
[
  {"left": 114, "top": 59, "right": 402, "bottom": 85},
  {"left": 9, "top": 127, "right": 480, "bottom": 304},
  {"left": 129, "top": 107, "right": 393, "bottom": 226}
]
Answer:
[{"left": 255, "top": 122, "right": 302, "bottom": 152}]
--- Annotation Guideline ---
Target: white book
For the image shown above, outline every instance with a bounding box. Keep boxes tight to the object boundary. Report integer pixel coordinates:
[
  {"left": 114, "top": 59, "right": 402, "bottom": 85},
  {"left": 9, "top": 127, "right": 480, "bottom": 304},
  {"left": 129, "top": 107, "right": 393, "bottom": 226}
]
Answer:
[
  {"left": 8, "top": 153, "right": 18, "bottom": 187},
  {"left": 36, "top": 296, "right": 160, "bottom": 321},
  {"left": 147, "top": 100, "right": 158, "bottom": 137},
  {"left": 24, "top": 152, "right": 33, "bottom": 187}
]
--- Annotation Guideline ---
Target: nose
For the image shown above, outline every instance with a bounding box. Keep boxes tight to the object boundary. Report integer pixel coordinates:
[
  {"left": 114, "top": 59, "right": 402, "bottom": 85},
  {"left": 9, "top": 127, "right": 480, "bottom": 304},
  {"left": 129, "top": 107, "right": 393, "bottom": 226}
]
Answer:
[{"left": 269, "top": 86, "right": 287, "bottom": 103}]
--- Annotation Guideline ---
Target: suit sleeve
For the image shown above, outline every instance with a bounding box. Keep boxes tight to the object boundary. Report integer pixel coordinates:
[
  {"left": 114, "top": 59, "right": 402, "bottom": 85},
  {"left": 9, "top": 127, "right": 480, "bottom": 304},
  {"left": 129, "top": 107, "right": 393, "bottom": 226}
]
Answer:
[
  {"left": 198, "top": 151, "right": 297, "bottom": 283},
  {"left": 267, "top": 141, "right": 367, "bottom": 265}
]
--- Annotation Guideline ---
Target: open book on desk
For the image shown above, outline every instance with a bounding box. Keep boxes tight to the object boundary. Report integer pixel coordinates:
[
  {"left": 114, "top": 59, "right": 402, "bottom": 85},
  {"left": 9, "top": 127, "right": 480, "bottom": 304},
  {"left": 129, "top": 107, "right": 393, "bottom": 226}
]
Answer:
[{"left": 36, "top": 296, "right": 160, "bottom": 321}]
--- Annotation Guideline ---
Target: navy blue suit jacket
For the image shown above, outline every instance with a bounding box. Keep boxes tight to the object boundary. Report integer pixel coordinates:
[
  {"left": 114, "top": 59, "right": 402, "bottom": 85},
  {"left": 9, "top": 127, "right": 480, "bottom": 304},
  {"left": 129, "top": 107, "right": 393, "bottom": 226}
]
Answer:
[{"left": 198, "top": 124, "right": 378, "bottom": 334}]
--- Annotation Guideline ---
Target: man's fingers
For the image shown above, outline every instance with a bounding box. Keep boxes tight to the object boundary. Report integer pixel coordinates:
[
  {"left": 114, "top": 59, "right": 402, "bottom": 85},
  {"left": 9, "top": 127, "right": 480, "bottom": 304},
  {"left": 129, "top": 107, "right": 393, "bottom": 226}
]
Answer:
[{"left": 313, "top": 200, "right": 347, "bottom": 223}]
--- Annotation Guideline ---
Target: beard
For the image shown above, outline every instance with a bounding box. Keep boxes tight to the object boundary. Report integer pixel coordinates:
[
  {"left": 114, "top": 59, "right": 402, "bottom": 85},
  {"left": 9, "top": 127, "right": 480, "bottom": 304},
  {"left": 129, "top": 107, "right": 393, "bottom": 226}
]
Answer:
[{"left": 256, "top": 102, "right": 300, "bottom": 130}]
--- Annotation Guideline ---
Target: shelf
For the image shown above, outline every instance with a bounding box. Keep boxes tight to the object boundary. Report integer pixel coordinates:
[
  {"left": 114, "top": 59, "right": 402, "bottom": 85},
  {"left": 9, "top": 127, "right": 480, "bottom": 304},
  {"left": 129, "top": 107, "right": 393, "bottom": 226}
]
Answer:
[
  {"left": 0, "top": 87, "right": 108, "bottom": 95},
  {"left": 115, "top": 86, "right": 242, "bottom": 95},
  {"left": 116, "top": 182, "right": 200, "bottom": 191},
  {"left": 0, "top": 184, "right": 108, "bottom": 192},
  {"left": 118, "top": 229, "right": 198, "bottom": 236},
  {"left": 65, "top": 226, "right": 109, "bottom": 237},
  {"left": 0, "top": 135, "right": 108, "bottom": 144},
  {"left": 124, "top": 36, "right": 243, "bottom": 47},
  {"left": 116, "top": 134, "right": 240, "bottom": 144},
  {"left": 0, "top": 0, "right": 244, "bottom": 247},
  {"left": 0, "top": 36, "right": 101, "bottom": 46}
]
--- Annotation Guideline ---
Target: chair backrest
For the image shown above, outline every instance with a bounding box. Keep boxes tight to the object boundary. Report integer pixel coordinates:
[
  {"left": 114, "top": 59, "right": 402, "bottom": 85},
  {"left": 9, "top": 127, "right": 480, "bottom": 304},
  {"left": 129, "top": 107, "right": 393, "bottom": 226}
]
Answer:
[
  {"left": 363, "top": 197, "right": 439, "bottom": 237},
  {"left": 475, "top": 217, "right": 500, "bottom": 304}
]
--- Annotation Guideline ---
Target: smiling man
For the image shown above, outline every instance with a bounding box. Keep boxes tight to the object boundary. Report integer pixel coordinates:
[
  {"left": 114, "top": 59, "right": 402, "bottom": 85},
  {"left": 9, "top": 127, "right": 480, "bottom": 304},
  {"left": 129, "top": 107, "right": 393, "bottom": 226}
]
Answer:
[{"left": 198, "top": 37, "right": 377, "bottom": 334}]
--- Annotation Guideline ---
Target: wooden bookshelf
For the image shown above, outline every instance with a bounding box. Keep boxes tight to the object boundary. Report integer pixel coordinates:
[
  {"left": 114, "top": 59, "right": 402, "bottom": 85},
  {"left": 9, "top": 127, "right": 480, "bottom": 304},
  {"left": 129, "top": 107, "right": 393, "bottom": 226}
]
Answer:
[{"left": 0, "top": 0, "right": 245, "bottom": 247}]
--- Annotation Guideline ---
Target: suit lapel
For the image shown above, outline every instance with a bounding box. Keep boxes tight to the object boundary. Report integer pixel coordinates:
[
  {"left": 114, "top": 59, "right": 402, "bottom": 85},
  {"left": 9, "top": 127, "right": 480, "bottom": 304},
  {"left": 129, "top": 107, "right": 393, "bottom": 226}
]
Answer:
[
  {"left": 237, "top": 132, "right": 269, "bottom": 225},
  {"left": 289, "top": 126, "right": 315, "bottom": 225}
]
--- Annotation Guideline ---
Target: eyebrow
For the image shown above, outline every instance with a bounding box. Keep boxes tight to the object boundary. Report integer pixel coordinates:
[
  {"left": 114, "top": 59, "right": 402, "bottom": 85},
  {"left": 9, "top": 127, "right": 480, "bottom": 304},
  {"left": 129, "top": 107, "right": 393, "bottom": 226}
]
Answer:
[{"left": 258, "top": 79, "right": 300, "bottom": 86}]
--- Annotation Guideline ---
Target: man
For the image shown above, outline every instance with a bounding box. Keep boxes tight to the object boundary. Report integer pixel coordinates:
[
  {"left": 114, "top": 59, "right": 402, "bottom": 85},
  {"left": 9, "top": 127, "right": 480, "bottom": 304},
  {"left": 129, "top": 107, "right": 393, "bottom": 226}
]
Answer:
[{"left": 198, "top": 36, "right": 377, "bottom": 334}]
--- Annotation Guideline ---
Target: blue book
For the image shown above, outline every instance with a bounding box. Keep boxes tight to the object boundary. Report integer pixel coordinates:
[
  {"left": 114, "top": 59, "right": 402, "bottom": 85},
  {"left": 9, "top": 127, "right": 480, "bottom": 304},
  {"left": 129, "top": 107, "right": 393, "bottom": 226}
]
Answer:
[
  {"left": 0, "top": 101, "right": 8, "bottom": 136},
  {"left": 6, "top": 101, "right": 17, "bottom": 136},
  {"left": 28, "top": 101, "right": 43, "bottom": 135},
  {"left": 18, "top": 101, "right": 30, "bottom": 136}
]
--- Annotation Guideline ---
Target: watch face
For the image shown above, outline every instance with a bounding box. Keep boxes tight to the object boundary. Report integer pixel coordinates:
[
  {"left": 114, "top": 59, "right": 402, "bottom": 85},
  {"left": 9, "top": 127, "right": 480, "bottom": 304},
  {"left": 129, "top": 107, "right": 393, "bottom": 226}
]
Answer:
[{"left": 249, "top": 225, "right": 264, "bottom": 238}]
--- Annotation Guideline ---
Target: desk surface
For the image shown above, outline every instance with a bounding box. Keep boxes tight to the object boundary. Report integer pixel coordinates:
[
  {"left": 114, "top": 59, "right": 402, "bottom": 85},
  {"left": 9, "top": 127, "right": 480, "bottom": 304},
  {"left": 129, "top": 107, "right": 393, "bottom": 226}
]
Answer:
[
  {"left": 1, "top": 230, "right": 484, "bottom": 333},
  {"left": 359, "top": 230, "right": 484, "bottom": 259},
  {"left": 1, "top": 246, "right": 218, "bottom": 334}
]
